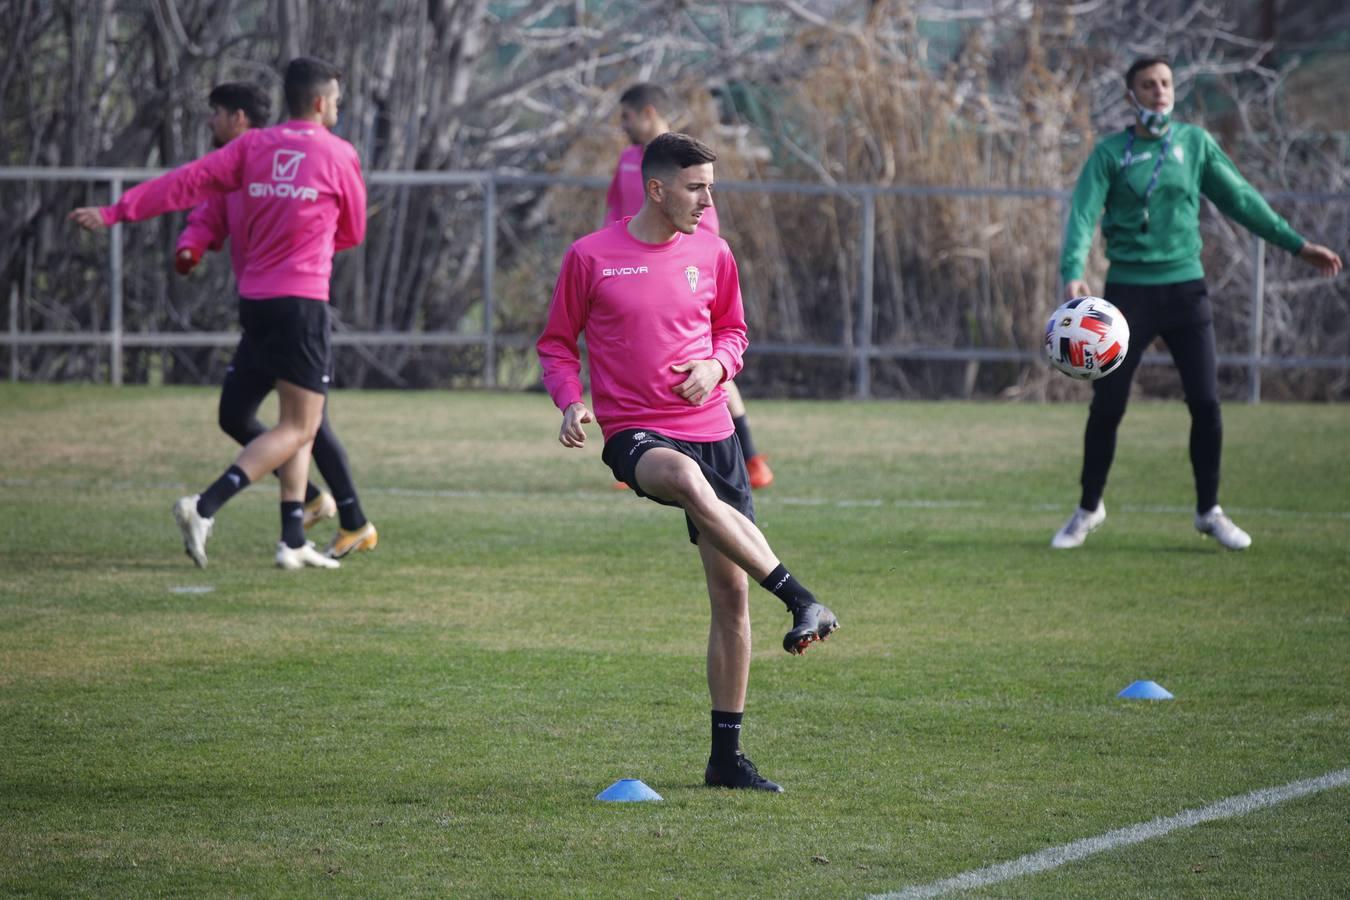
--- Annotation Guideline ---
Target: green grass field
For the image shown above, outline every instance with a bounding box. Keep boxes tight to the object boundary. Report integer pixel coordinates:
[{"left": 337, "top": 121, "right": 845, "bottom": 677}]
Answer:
[{"left": 1, "top": 384, "right": 1347, "bottom": 898}]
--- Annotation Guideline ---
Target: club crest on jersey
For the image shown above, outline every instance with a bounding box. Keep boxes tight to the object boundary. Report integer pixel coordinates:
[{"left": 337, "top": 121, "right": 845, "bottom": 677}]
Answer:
[{"left": 685, "top": 266, "right": 699, "bottom": 293}]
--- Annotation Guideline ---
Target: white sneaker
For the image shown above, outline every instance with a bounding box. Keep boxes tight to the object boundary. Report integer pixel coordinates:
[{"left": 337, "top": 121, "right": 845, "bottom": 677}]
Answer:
[
  {"left": 303, "top": 491, "right": 338, "bottom": 530},
  {"left": 275, "top": 540, "right": 341, "bottom": 570},
  {"left": 173, "top": 495, "right": 213, "bottom": 569},
  {"left": 1195, "top": 505, "right": 1252, "bottom": 550},
  {"left": 1051, "top": 503, "right": 1106, "bottom": 549}
]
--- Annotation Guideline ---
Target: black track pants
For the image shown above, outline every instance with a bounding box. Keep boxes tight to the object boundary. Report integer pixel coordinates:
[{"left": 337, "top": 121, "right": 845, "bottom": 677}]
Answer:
[{"left": 1078, "top": 279, "right": 1222, "bottom": 515}]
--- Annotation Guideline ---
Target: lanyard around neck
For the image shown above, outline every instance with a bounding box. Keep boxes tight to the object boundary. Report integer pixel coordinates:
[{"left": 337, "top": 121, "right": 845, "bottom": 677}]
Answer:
[{"left": 1121, "top": 127, "right": 1173, "bottom": 232}]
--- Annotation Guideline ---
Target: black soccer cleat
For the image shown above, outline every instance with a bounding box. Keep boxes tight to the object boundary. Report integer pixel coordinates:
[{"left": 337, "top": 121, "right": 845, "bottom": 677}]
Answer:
[
  {"left": 783, "top": 600, "right": 839, "bottom": 655},
  {"left": 704, "top": 751, "right": 783, "bottom": 793}
]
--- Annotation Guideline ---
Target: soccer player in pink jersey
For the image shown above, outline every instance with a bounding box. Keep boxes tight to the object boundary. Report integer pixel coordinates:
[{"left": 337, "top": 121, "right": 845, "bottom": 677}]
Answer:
[
  {"left": 606, "top": 83, "right": 775, "bottom": 490},
  {"left": 539, "top": 133, "right": 838, "bottom": 792},
  {"left": 174, "top": 81, "right": 377, "bottom": 562},
  {"left": 70, "top": 58, "right": 367, "bottom": 571}
]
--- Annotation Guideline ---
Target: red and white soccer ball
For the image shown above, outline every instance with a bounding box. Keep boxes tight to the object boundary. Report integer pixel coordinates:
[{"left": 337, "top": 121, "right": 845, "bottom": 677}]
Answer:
[{"left": 1044, "top": 296, "right": 1130, "bottom": 380}]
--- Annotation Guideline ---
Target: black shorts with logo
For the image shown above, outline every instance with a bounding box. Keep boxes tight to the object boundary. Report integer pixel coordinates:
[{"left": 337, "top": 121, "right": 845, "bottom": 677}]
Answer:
[
  {"left": 232, "top": 296, "right": 332, "bottom": 394},
  {"left": 602, "top": 428, "right": 755, "bottom": 544}
]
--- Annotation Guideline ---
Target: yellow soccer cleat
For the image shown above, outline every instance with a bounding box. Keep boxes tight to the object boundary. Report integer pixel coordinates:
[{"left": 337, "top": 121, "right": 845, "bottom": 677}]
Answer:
[
  {"left": 325, "top": 522, "right": 378, "bottom": 559},
  {"left": 303, "top": 491, "right": 338, "bottom": 530}
]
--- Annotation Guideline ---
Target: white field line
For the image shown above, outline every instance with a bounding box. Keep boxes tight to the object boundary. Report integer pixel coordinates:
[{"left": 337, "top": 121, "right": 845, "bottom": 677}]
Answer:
[
  {"left": 872, "top": 767, "right": 1350, "bottom": 900},
  {"left": 3, "top": 477, "right": 1350, "bottom": 520}
]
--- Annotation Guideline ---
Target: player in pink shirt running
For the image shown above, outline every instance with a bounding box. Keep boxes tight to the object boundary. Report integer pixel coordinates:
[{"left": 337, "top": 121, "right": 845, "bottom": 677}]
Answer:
[
  {"left": 173, "top": 81, "right": 377, "bottom": 562},
  {"left": 606, "top": 83, "right": 775, "bottom": 490},
  {"left": 539, "top": 133, "right": 838, "bottom": 793},
  {"left": 70, "top": 57, "right": 367, "bottom": 571}
]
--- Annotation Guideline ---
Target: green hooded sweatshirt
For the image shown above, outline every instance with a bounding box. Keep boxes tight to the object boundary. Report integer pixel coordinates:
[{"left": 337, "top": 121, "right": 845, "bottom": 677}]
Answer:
[{"left": 1060, "top": 122, "right": 1306, "bottom": 286}]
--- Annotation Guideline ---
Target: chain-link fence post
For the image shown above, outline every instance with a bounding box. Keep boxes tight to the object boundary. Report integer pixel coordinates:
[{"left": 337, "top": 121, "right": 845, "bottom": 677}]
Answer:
[
  {"left": 855, "top": 191, "right": 875, "bottom": 399},
  {"left": 110, "top": 175, "right": 124, "bottom": 386},
  {"left": 483, "top": 176, "right": 497, "bottom": 388},
  {"left": 1248, "top": 234, "right": 1265, "bottom": 404}
]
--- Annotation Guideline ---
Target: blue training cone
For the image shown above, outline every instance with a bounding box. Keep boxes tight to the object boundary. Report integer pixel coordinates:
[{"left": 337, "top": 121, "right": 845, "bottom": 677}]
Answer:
[
  {"left": 596, "top": 778, "right": 663, "bottom": 802},
  {"left": 1117, "top": 680, "right": 1174, "bottom": 700}
]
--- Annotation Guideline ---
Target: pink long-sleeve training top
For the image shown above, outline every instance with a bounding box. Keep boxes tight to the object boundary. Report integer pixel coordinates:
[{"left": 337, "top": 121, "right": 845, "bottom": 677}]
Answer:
[
  {"left": 537, "top": 219, "right": 748, "bottom": 443},
  {"left": 605, "top": 143, "right": 721, "bottom": 236},
  {"left": 101, "top": 120, "right": 367, "bottom": 301}
]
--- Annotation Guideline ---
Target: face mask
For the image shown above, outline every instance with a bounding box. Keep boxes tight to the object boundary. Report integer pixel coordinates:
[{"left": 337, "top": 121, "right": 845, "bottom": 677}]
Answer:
[{"left": 1129, "top": 90, "right": 1172, "bottom": 136}]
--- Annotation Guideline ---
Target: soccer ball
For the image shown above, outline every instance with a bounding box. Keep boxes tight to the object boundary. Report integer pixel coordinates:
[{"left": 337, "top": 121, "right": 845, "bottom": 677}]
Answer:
[{"left": 1044, "top": 296, "right": 1130, "bottom": 380}]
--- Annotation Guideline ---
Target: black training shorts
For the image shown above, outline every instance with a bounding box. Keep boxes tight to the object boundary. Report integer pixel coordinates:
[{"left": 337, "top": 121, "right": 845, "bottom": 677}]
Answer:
[
  {"left": 233, "top": 296, "right": 332, "bottom": 394},
  {"left": 602, "top": 428, "right": 754, "bottom": 544}
]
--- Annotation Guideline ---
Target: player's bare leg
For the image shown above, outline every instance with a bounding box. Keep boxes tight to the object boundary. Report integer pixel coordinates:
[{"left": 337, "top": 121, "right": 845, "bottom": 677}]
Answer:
[
  {"left": 172, "top": 382, "right": 327, "bottom": 569},
  {"left": 635, "top": 448, "right": 837, "bottom": 653},
  {"left": 235, "top": 379, "right": 326, "bottom": 484},
  {"left": 698, "top": 537, "right": 781, "bottom": 791},
  {"left": 637, "top": 448, "right": 773, "bottom": 575},
  {"left": 267, "top": 383, "right": 337, "bottom": 569},
  {"left": 273, "top": 437, "right": 337, "bottom": 569},
  {"left": 277, "top": 438, "right": 314, "bottom": 503},
  {"left": 724, "top": 381, "right": 747, "bottom": 419},
  {"left": 702, "top": 540, "right": 751, "bottom": 713}
]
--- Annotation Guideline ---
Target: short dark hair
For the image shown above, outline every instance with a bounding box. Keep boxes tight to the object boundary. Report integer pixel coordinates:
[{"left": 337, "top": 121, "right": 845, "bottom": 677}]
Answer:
[
  {"left": 1125, "top": 57, "right": 1170, "bottom": 90},
  {"left": 641, "top": 132, "right": 717, "bottom": 184},
  {"left": 208, "top": 82, "right": 271, "bottom": 127},
  {"left": 619, "top": 83, "right": 670, "bottom": 113},
  {"left": 284, "top": 56, "right": 342, "bottom": 117}
]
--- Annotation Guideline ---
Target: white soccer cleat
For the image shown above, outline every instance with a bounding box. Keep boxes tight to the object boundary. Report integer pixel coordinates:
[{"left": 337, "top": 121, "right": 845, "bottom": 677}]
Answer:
[
  {"left": 303, "top": 491, "right": 338, "bottom": 530},
  {"left": 275, "top": 540, "right": 341, "bottom": 570},
  {"left": 1051, "top": 502, "right": 1106, "bottom": 549},
  {"left": 173, "top": 495, "right": 214, "bottom": 569},
  {"left": 1195, "top": 505, "right": 1252, "bottom": 551}
]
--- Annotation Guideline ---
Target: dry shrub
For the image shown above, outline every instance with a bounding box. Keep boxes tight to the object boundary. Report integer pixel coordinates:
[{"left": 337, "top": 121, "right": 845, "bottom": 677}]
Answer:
[{"left": 702, "top": 8, "right": 1090, "bottom": 398}]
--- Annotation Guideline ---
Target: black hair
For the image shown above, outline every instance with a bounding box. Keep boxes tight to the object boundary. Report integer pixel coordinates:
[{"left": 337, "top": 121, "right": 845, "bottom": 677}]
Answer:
[
  {"left": 619, "top": 82, "right": 671, "bottom": 113},
  {"left": 641, "top": 132, "right": 717, "bottom": 184},
  {"left": 207, "top": 82, "right": 271, "bottom": 127},
  {"left": 284, "top": 56, "right": 342, "bottom": 117},
  {"left": 1125, "top": 57, "right": 1171, "bottom": 91}
]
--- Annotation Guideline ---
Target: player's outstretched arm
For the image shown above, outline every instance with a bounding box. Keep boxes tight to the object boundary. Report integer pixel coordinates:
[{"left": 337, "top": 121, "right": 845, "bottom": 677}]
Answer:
[
  {"left": 69, "top": 208, "right": 108, "bottom": 232},
  {"left": 1298, "top": 243, "right": 1343, "bottom": 277},
  {"left": 559, "top": 401, "right": 594, "bottom": 448}
]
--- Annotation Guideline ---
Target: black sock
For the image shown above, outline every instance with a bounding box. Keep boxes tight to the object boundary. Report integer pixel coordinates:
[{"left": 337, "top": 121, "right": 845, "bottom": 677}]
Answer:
[
  {"left": 197, "top": 465, "right": 250, "bottom": 518},
  {"left": 304, "top": 482, "right": 321, "bottom": 504},
  {"left": 336, "top": 495, "right": 367, "bottom": 531},
  {"left": 280, "top": 501, "right": 306, "bottom": 549},
  {"left": 711, "top": 710, "right": 743, "bottom": 763},
  {"left": 759, "top": 564, "right": 816, "bottom": 611},
  {"left": 312, "top": 416, "right": 365, "bottom": 526},
  {"left": 732, "top": 414, "right": 758, "bottom": 460}
]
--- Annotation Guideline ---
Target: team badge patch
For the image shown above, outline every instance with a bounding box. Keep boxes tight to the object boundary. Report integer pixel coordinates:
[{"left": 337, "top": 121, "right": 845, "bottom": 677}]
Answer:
[{"left": 685, "top": 266, "right": 699, "bottom": 293}]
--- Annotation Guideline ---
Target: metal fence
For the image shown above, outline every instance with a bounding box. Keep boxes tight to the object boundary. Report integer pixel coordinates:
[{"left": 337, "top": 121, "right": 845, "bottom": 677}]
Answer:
[{"left": 3, "top": 167, "right": 1346, "bottom": 401}]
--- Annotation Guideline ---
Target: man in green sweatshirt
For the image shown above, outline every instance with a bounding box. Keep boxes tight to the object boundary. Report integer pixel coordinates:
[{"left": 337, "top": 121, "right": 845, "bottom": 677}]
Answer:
[{"left": 1055, "top": 56, "right": 1341, "bottom": 551}]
